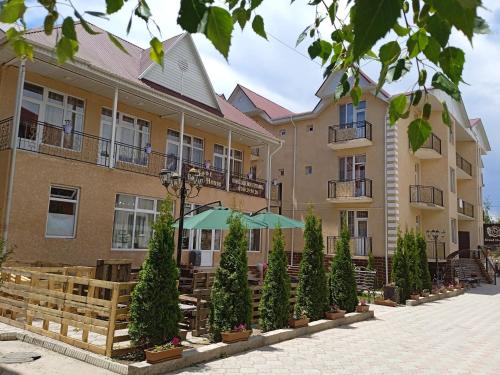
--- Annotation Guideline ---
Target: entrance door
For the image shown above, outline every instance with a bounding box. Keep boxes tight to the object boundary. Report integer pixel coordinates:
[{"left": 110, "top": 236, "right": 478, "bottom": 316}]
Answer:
[
  {"left": 458, "top": 231, "right": 471, "bottom": 258},
  {"left": 199, "top": 229, "right": 214, "bottom": 267}
]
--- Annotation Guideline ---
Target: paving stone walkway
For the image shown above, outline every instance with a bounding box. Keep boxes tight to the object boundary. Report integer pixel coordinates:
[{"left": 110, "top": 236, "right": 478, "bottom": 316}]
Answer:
[{"left": 173, "top": 282, "right": 500, "bottom": 375}]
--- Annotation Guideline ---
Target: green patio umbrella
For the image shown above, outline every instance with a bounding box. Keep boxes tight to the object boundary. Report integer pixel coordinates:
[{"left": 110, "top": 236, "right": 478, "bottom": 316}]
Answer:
[
  {"left": 173, "top": 206, "right": 266, "bottom": 230},
  {"left": 251, "top": 212, "right": 305, "bottom": 229}
]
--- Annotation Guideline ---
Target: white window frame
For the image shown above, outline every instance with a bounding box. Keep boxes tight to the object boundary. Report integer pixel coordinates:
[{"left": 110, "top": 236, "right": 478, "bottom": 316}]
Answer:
[
  {"left": 165, "top": 129, "right": 205, "bottom": 171},
  {"left": 45, "top": 185, "right": 80, "bottom": 239},
  {"left": 339, "top": 154, "right": 366, "bottom": 181},
  {"left": 248, "top": 229, "right": 261, "bottom": 252},
  {"left": 339, "top": 101, "right": 366, "bottom": 126},
  {"left": 182, "top": 203, "right": 222, "bottom": 252},
  {"left": 213, "top": 143, "right": 243, "bottom": 175},
  {"left": 111, "top": 194, "right": 163, "bottom": 251}
]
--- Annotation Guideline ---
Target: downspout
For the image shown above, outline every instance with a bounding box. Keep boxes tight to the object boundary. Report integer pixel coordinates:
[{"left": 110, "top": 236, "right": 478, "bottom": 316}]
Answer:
[
  {"left": 290, "top": 116, "right": 297, "bottom": 266},
  {"left": 384, "top": 111, "right": 389, "bottom": 285},
  {"left": 3, "top": 59, "right": 26, "bottom": 248},
  {"left": 266, "top": 140, "right": 283, "bottom": 263}
]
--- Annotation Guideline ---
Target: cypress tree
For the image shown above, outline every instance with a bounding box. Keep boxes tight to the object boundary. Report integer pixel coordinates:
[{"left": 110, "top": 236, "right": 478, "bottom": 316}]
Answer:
[
  {"left": 366, "top": 249, "right": 375, "bottom": 271},
  {"left": 406, "top": 231, "right": 423, "bottom": 294},
  {"left": 328, "top": 227, "right": 359, "bottom": 312},
  {"left": 128, "top": 199, "right": 181, "bottom": 347},
  {"left": 391, "top": 230, "right": 410, "bottom": 302},
  {"left": 294, "top": 212, "right": 328, "bottom": 321},
  {"left": 259, "top": 226, "right": 291, "bottom": 331},
  {"left": 209, "top": 214, "right": 252, "bottom": 342},
  {"left": 416, "top": 233, "right": 432, "bottom": 291}
]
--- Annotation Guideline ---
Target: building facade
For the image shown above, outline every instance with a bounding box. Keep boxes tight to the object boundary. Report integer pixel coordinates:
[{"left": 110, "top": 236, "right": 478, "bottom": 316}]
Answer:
[
  {"left": 229, "top": 71, "right": 490, "bottom": 281},
  {"left": 0, "top": 25, "right": 280, "bottom": 269}
]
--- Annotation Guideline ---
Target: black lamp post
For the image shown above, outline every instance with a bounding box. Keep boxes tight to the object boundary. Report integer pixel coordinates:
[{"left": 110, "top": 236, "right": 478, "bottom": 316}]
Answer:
[
  {"left": 160, "top": 167, "right": 204, "bottom": 266},
  {"left": 426, "top": 229, "right": 445, "bottom": 284}
]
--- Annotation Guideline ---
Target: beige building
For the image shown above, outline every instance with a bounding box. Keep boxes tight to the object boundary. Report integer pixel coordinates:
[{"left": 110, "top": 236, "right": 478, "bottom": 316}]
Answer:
[
  {"left": 0, "top": 25, "right": 281, "bottom": 269},
  {"left": 229, "top": 71, "right": 490, "bottom": 282}
]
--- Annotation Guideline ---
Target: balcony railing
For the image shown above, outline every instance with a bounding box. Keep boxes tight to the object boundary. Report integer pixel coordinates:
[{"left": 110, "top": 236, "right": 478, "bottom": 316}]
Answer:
[
  {"left": 410, "top": 185, "right": 444, "bottom": 207},
  {"left": 457, "top": 198, "right": 474, "bottom": 218},
  {"left": 328, "top": 178, "right": 372, "bottom": 199},
  {"left": 3, "top": 117, "right": 267, "bottom": 198},
  {"left": 456, "top": 153, "right": 472, "bottom": 176},
  {"left": 328, "top": 121, "right": 372, "bottom": 143},
  {"left": 413, "top": 132, "right": 441, "bottom": 154},
  {"left": 326, "top": 236, "right": 372, "bottom": 256},
  {"left": 426, "top": 241, "right": 446, "bottom": 260}
]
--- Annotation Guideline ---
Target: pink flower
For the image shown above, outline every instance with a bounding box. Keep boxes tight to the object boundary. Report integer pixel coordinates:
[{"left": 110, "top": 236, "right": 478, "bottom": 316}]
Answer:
[{"left": 171, "top": 337, "right": 181, "bottom": 346}]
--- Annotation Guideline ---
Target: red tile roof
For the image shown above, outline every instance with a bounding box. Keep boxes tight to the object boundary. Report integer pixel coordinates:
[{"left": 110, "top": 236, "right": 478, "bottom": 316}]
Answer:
[{"left": 237, "top": 84, "right": 294, "bottom": 119}]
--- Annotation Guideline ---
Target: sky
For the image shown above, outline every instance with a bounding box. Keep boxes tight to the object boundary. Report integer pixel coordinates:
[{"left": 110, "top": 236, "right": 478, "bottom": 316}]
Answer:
[{"left": 20, "top": 0, "right": 500, "bottom": 216}]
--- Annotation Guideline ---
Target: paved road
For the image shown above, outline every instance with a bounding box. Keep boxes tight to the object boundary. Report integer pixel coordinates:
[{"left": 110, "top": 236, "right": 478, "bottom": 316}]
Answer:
[{"left": 173, "top": 282, "right": 500, "bottom": 375}]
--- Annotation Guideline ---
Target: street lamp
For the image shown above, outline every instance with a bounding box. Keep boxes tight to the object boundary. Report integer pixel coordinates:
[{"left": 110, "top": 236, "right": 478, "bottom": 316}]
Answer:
[
  {"left": 160, "top": 167, "right": 204, "bottom": 266},
  {"left": 426, "top": 229, "right": 446, "bottom": 285}
]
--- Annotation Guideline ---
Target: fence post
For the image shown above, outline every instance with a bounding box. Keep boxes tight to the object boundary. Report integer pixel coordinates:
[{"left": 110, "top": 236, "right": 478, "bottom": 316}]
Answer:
[{"left": 105, "top": 283, "right": 120, "bottom": 357}]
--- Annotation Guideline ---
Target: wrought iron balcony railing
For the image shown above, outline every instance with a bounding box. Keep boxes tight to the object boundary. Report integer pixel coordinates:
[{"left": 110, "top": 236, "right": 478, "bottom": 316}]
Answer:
[
  {"left": 457, "top": 198, "right": 474, "bottom": 218},
  {"left": 326, "top": 236, "right": 372, "bottom": 256},
  {"left": 328, "top": 178, "right": 372, "bottom": 199},
  {"left": 456, "top": 153, "right": 472, "bottom": 176},
  {"left": 410, "top": 185, "right": 444, "bottom": 207},
  {"left": 328, "top": 121, "right": 372, "bottom": 143},
  {"left": 412, "top": 132, "right": 441, "bottom": 154}
]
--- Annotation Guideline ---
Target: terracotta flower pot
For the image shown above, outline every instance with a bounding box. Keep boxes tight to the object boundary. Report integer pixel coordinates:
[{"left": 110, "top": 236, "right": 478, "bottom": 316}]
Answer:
[
  {"left": 324, "top": 310, "right": 346, "bottom": 320},
  {"left": 221, "top": 329, "right": 252, "bottom": 343},
  {"left": 374, "top": 299, "right": 397, "bottom": 307},
  {"left": 410, "top": 294, "right": 420, "bottom": 300},
  {"left": 356, "top": 304, "right": 370, "bottom": 313},
  {"left": 288, "top": 317, "right": 309, "bottom": 328},
  {"left": 145, "top": 347, "right": 183, "bottom": 364}
]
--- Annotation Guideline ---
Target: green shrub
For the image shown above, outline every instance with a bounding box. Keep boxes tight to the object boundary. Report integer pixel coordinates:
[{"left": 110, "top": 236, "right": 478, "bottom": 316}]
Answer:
[
  {"left": 128, "top": 199, "right": 181, "bottom": 348},
  {"left": 259, "top": 226, "right": 291, "bottom": 331},
  {"left": 406, "top": 231, "right": 423, "bottom": 293},
  {"left": 366, "top": 249, "right": 375, "bottom": 271},
  {"left": 328, "top": 228, "right": 359, "bottom": 312},
  {"left": 294, "top": 212, "right": 328, "bottom": 321},
  {"left": 391, "top": 230, "right": 410, "bottom": 302},
  {"left": 209, "top": 214, "right": 252, "bottom": 341},
  {"left": 416, "top": 233, "right": 432, "bottom": 291}
]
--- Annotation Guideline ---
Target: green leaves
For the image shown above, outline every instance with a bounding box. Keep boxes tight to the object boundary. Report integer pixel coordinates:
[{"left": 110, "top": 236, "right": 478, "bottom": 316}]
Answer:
[
  {"left": 149, "top": 37, "right": 164, "bottom": 65},
  {"left": 178, "top": 0, "right": 207, "bottom": 33},
  {"left": 408, "top": 118, "right": 432, "bottom": 152},
  {"left": 407, "top": 29, "right": 428, "bottom": 58},
  {"left": 432, "top": 72, "right": 461, "bottom": 101},
  {"left": 389, "top": 94, "right": 408, "bottom": 124},
  {"left": 308, "top": 39, "right": 332, "bottom": 65},
  {"left": 379, "top": 41, "right": 401, "bottom": 65},
  {"left": 426, "top": 14, "right": 451, "bottom": 48},
  {"left": 442, "top": 101, "right": 452, "bottom": 127},
  {"left": 352, "top": 0, "right": 401, "bottom": 59},
  {"left": 55, "top": 17, "right": 78, "bottom": 63},
  {"left": 439, "top": 47, "right": 465, "bottom": 85},
  {"left": 105, "top": 0, "right": 124, "bottom": 15},
  {"left": 252, "top": 15, "right": 267, "bottom": 39},
  {"left": 205, "top": 6, "right": 234, "bottom": 59},
  {"left": 0, "top": 0, "right": 26, "bottom": 23},
  {"left": 108, "top": 32, "right": 130, "bottom": 55},
  {"left": 432, "top": 0, "right": 479, "bottom": 41}
]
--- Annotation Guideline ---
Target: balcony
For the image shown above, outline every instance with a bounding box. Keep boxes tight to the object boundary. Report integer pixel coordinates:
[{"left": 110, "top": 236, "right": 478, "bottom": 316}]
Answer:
[
  {"left": 327, "top": 178, "right": 373, "bottom": 203},
  {"left": 326, "top": 236, "right": 372, "bottom": 257},
  {"left": 457, "top": 198, "right": 474, "bottom": 220},
  {"left": 410, "top": 185, "right": 444, "bottom": 209},
  {"left": 413, "top": 133, "right": 442, "bottom": 159},
  {"left": 4, "top": 117, "right": 267, "bottom": 198},
  {"left": 327, "top": 121, "right": 372, "bottom": 150},
  {"left": 456, "top": 153, "right": 472, "bottom": 179}
]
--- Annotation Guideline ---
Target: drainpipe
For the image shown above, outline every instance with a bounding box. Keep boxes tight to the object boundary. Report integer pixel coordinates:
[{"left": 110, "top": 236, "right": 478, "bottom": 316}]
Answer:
[
  {"left": 384, "top": 111, "right": 389, "bottom": 285},
  {"left": 266, "top": 141, "right": 283, "bottom": 263},
  {"left": 290, "top": 116, "right": 297, "bottom": 266},
  {"left": 3, "top": 59, "right": 26, "bottom": 248},
  {"left": 109, "top": 87, "right": 119, "bottom": 168},
  {"left": 226, "top": 129, "right": 232, "bottom": 191}
]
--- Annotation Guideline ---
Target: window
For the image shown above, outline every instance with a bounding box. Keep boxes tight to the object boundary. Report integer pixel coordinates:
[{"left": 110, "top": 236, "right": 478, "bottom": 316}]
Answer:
[
  {"left": 307, "top": 125, "right": 314, "bottom": 132},
  {"left": 279, "top": 168, "right": 285, "bottom": 176},
  {"left": 279, "top": 129, "right": 286, "bottom": 137},
  {"left": 213, "top": 144, "right": 243, "bottom": 175},
  {"left": 450, "top": 167, "right": 456, "bottom": 193},
  {"left": 248, "top": 229, "right": 261, "bottom": 252},
  {"left": 339, "top": 155, "right": 366, "bottom": 181},
  {"left": 165, "top": 129, "right": 204, "bottom": 171},
  {"left": 112, "top": 194, "right": 163, "bottom": 250},
  {"left": 451, "top": 219, "right": 457, "bottom": 244},
  {"left": 20, "top": 82, "right": 85, "bottom": 151},
  {"left": 339, "top": 210, "right": 369, "bottom": 255},
  {"left": 46, "top": 186, "right": 79, "bottom": 238},
  {"left": 339, "top": 101, "right": 366, "bottom": 126},
  {"left": 182, "top": 203, "right": 222, "bottom": 251},
  {"left": 305, "top": 166, "right": 312, "bottom": 175}
]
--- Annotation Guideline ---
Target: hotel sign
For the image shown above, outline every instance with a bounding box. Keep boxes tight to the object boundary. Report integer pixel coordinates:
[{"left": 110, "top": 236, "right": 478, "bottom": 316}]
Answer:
[
  {"left": 230, "top": 175, "right": 266, "bottom": 198},
  {"left": 484, "top": 224, "right": 500, "bottom": 245}
]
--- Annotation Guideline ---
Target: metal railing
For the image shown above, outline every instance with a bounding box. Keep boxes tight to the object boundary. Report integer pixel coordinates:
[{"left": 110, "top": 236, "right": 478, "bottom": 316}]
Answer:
[
  {"left": 410, "top": 185, "right": 444, "bottom": 207},
  {"left": 456, "top": 153, "right": 472, "bottom": 176},
  {"left": 414, "top": 132, "right": 441, "bottom": 154},
  {"left": 326, "top": 236, "right": 372, "bottom": 256},
  {"left": 0, "top": 117, "right": 11, "bottom": 151},
  {"left": 328, "top": 121, "right": 372, "bottom": 143},
  {"left": 426, "top": 241, "right": 446, "bottom": 260},
  {"left": 457, "top": 198, "right": 474, "bottom": 218},
  {"left": 328, "top": 178, "right": 372, "bottom": 199}
]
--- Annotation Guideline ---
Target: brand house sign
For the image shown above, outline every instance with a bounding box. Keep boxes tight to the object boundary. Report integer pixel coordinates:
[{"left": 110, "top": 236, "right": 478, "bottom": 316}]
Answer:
[{"left": 484, "top": 224, "right": 500, "bottom": 245}]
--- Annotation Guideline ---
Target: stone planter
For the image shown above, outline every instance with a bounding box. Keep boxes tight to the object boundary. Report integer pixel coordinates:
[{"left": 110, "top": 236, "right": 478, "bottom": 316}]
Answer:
[
  {"left": 288, "top": 317, "right": 309, "bottom": 328},
  {"left": 410, "top": 293, "right": 420, "bottom": 300},
  {"left": 324, "top": 310, "right": 346, "bottom": 320},
  {"left": 355, "top": 304, "right": 370, "bottom": 313},
  {"left": 374, "top": 299, "right": 397, "bottom": 307},
  {"left": 145, "top": 347, "right": 183, "bottom": 364},
  {"left": 421, "top": 292, "right": 430, "bottom": 298},
  {"left": 221, "top": 330, "right": 252, "bottom": 344}
]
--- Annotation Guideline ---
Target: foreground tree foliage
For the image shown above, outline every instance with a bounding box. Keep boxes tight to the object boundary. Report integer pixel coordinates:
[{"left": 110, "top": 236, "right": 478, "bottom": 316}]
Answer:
[
  {"left": 0, "top": 1, "right": 487, "bottom": 150},
  {"left": 416, "top": 232, "right": 432, "bottom": 291},
  {"left": 209, "top": 214, "right": 252, "bottom": 342},
  {"left": 128, "top": 199, "right": 181, "bottom": 348},
  {"left": 406, "top": 231, "right": 423, "bottom": 294},
  {"left": 259, "top": 226, "right": 291, "bottom": 332},
  {"left": 294, "top": 211, "right": 328, "bottom": 321},
  {"left": 391, "top": 230, "right": 410, "bottom": 303},
  {"left": 328, "top": 228, "right": 358, "bottom": 313}
]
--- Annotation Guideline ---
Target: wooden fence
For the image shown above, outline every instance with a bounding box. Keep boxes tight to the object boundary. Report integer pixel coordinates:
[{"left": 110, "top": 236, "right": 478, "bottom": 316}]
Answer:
[
  {"left": 0, "top": 266, "right": 136, "bottom": 357},
  {"left": 250, "top": 282, "right": 298, "bottom": 324}
]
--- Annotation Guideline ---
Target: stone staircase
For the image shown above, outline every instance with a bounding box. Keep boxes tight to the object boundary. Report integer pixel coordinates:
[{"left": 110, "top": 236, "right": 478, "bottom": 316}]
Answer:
[{"left": 451, "top": 257, "right": 492, "bottom": 284}]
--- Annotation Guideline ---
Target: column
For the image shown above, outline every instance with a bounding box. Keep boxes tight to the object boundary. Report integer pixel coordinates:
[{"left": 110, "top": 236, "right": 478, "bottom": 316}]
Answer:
[
  {"left": 226, "top": 129, "right": 232, "bottom": 191},
  {"left": 108, "top": 87, "right": 119, "bottom": 168}
]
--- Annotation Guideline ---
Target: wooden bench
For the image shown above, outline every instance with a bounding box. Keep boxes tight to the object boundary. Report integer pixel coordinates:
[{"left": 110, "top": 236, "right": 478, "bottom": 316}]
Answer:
[
  {"left": 455, "top": 266, "right": 480, "bottom": 286},
  {"left": 355, "top": 266, "right": 377, "bottom": 293}
]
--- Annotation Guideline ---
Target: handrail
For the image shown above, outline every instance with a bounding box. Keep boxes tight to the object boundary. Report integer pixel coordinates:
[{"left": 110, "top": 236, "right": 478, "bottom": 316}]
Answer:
[
  {"left": 328, "top": 120, "right": 372, "bottom": 143},
  {"left": 456, "top": 152, "right": 472, "bottom": 176},
  {"left": 328, "top": 178, "right": 373, "bottom": 199},
  {"left": 410, "top": 185, "right": 444, "bottom": 206}
]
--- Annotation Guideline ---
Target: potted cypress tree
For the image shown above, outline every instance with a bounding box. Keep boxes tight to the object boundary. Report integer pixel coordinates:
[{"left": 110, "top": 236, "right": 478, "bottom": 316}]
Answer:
[
  {"left": 259, "top": 226, "right": 291, "bottom": 332},
  {"left": 416, "top": 233, "right": 432, "bottom": 296},
  {"left": 328, "top": 227, "right": 359, "bottom": 313},
  {"left": 128, "top": 199, "right": 183, "bottom": 363},
  {"left": 391, "top": 230, "right": 410, "bottom": 303},
  {"left": 210, "top": 214, "right": 252, "bottom": 343},
  {"left": 292, "top": 211, "right": 328, "bottom": 325},
  {"left": 407, "top": 231, "right": 423, "bottom": 300}
]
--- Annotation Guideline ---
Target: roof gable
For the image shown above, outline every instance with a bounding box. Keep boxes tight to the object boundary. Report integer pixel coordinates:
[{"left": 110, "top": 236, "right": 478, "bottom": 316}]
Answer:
[{"left": 140, "top": 33, "right": 220, "bottom": 110}]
